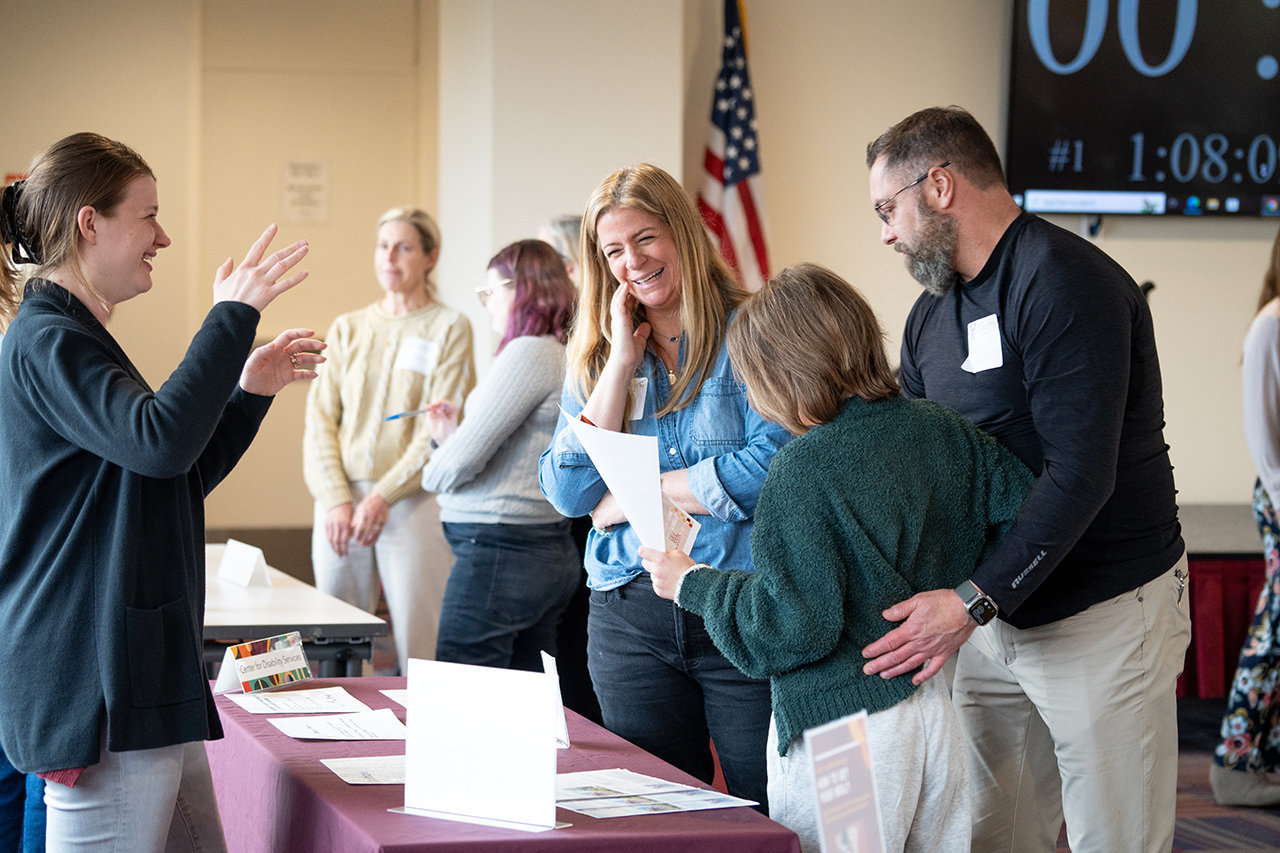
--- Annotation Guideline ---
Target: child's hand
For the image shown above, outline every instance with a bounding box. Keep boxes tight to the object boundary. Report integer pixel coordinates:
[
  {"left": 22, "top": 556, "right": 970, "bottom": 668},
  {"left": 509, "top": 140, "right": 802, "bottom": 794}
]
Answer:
[{"left": 639, "top": 546, "right": 698, "bottom": 600}]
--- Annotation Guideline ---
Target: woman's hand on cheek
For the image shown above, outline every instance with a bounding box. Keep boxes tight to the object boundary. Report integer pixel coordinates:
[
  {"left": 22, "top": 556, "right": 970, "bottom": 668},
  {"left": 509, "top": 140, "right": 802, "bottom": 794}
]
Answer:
[{"left": 607, "top": 281, "right": 650, "bottom": 372}]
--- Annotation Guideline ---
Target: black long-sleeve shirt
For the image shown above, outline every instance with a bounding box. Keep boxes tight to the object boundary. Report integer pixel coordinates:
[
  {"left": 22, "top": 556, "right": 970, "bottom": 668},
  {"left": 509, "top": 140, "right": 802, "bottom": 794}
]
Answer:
[
  {"left": 0, "top": 282, "right": 270, "bottom": 772},
  {"left": 900, "top": 212, "right": 1183, "bottom": 628}
]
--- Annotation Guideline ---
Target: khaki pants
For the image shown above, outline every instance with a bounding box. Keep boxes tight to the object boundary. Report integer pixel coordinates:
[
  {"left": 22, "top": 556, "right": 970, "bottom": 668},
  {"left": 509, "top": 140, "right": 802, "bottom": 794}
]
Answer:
[
  {"left": 955, "top": 555, "right": 1190, "bottom": 853},
  {"left": 311, "top": 483, "right": 451, "bottom": 670}
]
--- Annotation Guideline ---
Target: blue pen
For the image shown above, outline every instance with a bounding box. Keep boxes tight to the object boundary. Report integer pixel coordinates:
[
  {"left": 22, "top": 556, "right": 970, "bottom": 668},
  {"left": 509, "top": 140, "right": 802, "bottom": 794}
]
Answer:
[{"left": 384, "top": 408, "right": 429, "bottom": 422}]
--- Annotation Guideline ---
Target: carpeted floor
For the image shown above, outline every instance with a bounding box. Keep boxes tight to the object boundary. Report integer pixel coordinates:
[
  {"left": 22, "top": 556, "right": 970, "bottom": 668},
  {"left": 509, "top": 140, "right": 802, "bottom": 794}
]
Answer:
[{"left": 1053, "top": 697, "right": 1280, "bottom": 851}]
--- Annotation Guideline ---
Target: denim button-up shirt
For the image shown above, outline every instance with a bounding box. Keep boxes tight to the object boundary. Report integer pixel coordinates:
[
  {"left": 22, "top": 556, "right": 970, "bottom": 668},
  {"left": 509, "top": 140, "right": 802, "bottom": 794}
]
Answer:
[{"left": 539, "top": 334, "right": 791, "bottom": 590}]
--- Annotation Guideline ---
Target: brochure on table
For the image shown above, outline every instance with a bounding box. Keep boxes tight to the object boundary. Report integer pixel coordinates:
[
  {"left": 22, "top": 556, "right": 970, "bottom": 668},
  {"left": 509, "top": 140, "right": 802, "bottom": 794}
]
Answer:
[
  {"left": 804, "top": 711, "right": 886, "bottom": 853},
  {"left": 562, "top": 410, "right": 700, "bottom": 553},
  {"left": 403, "top": 658, "right": 561, "bottom": 832}
]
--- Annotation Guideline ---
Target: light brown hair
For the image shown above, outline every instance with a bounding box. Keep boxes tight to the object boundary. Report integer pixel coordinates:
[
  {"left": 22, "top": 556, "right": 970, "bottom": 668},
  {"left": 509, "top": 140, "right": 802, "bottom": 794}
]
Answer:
[
  {"left": 569, "top": 163, "right": 745, "bottom": 417},
  {"left": 727, "top": 263, "right": 899, "bottom": 435},
  {"left": 0, "top": 133, "right": 153, "bottom": 326}
]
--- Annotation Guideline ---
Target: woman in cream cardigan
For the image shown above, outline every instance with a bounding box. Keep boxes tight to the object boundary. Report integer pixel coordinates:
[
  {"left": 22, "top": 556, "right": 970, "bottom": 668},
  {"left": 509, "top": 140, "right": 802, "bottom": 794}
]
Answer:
[{"left": 304, "top": 207, "right": 474, "bottom": 673}]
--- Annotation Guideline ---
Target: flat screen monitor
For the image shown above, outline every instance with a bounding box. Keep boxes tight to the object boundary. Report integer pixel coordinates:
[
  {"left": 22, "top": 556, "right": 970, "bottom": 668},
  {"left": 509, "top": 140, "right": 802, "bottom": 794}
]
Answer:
[{"left": 1006, "top": 0, "right": 1280, "bottom": 217}]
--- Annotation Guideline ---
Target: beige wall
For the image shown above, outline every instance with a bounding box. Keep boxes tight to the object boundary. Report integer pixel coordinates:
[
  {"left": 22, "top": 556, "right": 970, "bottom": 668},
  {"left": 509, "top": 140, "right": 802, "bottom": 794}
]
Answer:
[
  {"left": 0, "top": 0, "right": 1265, "bottom": 527},
  {"left": 437, "top": 0, "right": 685, "bottom": 378}
]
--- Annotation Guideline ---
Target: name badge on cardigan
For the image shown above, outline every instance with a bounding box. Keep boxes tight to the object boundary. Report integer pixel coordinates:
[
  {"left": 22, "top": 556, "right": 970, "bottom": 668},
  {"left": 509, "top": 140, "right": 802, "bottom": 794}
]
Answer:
[
  {"left": 394, "top": 337, "right": 440, "bottom": 377},
  {"left": 212, "top": 631, "right": 314, "bottom": 695},
  {"left": 961, "top": 314, "right": 1003, "bottom": 374}
]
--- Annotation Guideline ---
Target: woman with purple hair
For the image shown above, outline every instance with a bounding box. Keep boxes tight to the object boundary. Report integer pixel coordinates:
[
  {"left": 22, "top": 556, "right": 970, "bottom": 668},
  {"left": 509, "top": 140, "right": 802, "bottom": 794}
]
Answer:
[{"left": 421, "top": 239, "right": 580, "bottom": 670}]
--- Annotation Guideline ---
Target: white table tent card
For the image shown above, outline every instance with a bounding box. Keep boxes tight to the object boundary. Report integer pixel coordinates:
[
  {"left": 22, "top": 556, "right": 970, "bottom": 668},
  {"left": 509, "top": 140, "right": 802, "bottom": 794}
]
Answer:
[
  {"left": 216, "top": 538, "right": 272, "bottom": 587},
  {"left": 403, "top": 658, "right": 560, "bottom": 831}
]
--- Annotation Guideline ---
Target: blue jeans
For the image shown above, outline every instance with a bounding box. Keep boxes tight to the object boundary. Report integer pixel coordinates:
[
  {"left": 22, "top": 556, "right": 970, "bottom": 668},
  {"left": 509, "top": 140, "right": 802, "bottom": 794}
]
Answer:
[
  {"left": 437, "top": 521, "right": 580, "bottom": 672},
  {"left": 0, "top": 745, "right": 44, "bottom": 853},
  {"left": 587, "top": 573, "right": 771, "bottom": 813}
]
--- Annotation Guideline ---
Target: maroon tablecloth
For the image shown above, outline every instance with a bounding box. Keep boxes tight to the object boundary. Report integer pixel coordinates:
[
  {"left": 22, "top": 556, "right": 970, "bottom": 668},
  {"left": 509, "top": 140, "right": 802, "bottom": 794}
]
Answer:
[{"left": 207, "top": 677, "right": 800, "bottom": 853}]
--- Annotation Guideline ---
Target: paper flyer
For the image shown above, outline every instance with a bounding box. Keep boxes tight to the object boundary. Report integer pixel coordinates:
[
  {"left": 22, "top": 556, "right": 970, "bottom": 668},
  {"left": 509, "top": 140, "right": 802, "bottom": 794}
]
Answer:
[{"left": 804, "top": 711, "right": 886, "bottom": 853}]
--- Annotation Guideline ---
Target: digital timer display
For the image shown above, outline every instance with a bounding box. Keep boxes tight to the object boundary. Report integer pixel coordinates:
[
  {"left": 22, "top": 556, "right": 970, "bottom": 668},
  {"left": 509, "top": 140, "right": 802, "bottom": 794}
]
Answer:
[{"left": 1006, "top": 0, "right": 1280, "bottom": 216}]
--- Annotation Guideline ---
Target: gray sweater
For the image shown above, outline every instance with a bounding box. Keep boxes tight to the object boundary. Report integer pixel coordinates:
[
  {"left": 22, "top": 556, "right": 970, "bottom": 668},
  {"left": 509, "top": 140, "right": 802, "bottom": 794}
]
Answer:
[{"left": 422, "top": 334, "right": 566, "bottom": 524}]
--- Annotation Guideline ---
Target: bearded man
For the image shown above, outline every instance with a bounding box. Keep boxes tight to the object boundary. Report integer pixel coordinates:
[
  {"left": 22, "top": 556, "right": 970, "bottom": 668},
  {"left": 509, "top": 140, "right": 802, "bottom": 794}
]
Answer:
[{"left": 861, "top": 106, "right": 1189, "bottom": 853}]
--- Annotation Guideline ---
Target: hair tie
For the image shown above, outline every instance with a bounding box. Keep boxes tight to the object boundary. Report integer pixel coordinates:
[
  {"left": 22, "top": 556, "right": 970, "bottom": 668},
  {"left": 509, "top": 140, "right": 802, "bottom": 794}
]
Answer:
[{"left": 1, "top": 181, "right": 42, "bottom": 266}]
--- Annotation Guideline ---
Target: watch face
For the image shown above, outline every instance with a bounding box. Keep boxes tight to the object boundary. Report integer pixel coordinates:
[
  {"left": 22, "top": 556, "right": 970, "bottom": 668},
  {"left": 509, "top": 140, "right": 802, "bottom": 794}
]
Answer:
[{"left": 971, "top": 598, "right": 998, "bottom": 626}]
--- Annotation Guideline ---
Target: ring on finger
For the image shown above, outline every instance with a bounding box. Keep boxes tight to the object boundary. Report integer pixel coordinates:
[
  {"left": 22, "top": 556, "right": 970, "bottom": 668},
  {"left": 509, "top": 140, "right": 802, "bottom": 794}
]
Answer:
[{"left": 290, "top": 353, "right": 298, "bottom": 367}]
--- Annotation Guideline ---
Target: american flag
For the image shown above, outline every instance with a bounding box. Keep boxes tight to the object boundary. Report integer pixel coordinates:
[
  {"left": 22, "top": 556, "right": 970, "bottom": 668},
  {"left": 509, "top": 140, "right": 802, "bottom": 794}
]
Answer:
[{"left": 698, "top": 0, "right": 770, "bottom": 291}]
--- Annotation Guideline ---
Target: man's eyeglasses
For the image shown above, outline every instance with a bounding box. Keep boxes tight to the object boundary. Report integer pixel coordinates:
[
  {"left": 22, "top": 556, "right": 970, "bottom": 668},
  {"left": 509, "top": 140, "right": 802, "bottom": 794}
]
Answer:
[{"left": 874, "top": 160, "right": 951, "bottom": 224}]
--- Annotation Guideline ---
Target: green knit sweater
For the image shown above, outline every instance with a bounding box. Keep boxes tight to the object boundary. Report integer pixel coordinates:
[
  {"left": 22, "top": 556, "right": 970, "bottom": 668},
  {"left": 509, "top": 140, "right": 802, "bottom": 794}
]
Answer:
[{"left": 678, "top": 396, "right": 1034, "bottom": 754}]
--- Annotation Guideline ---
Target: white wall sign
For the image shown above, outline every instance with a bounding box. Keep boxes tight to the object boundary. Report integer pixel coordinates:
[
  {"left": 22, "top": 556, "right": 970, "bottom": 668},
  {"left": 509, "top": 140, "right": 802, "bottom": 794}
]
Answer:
[{"left": 283, "top": 159, "right": 329, "bottom": 224}]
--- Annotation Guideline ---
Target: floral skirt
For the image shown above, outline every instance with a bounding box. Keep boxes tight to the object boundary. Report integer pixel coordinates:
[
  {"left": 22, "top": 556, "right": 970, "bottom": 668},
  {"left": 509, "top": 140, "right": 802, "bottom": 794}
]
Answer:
[{"left": 1216, "top": 479, "right": 1280, "bottom": 771}]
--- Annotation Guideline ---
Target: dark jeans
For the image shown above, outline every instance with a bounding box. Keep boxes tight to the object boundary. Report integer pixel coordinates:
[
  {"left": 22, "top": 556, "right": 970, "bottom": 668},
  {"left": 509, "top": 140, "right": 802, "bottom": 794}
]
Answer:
[
  {"left": 437, "top": 520, "right": 580, "bottom": 672},
  {"left": 0, "top": 745, "right": 44, "bottom": 853},
  {"left": 588, "top": 573, "right": 771, "bottom": 813}
]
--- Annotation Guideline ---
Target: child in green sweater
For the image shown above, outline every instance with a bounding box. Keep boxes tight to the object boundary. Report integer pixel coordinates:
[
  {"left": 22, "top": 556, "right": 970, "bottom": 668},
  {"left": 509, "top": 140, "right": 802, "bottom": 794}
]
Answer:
[{"left": 641, "top": 264, "right": 1033, "bottom": 853}]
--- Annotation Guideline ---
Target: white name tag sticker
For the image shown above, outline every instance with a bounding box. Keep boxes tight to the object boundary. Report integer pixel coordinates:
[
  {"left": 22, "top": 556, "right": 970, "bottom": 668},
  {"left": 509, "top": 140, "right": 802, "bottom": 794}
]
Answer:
[
  {"left": 961, "top": 313, "right": 1004, "bottom": 374},
  {"left": 394, "top": 337, "right": 440, "bottom": 377},
  {"left": 628, "top": 377, "right": 649, "bottom": 420}
]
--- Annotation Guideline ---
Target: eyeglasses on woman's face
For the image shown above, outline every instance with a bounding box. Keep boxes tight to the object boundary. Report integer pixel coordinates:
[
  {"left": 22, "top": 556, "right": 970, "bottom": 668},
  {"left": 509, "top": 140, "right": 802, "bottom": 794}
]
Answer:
[{"left": 475, "top": 277, "right": 513, "bottom": 306}]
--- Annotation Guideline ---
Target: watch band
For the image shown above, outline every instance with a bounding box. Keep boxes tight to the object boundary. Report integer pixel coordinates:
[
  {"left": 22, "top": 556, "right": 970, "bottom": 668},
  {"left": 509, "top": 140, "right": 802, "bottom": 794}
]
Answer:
[{"left": 956, "top": 579, "right": 998, "bottom": 626}]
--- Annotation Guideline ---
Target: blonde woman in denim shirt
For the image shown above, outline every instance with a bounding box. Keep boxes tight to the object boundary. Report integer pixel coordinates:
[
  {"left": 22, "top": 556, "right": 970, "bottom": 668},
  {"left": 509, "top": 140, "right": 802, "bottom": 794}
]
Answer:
[{"left": 539, "top": 164, "right": 790, "bottom": 812}]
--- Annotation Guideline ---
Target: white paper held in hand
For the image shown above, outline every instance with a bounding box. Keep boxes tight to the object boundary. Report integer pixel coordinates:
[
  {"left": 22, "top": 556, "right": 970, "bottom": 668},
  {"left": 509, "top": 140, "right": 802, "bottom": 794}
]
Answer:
[{"left": 562, "top": 409, "right": 665, "bottom": 549}]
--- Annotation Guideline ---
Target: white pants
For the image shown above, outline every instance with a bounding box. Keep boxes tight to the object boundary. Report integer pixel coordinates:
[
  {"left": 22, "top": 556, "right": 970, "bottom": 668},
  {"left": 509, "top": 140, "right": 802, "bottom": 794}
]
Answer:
[
  {"left": 311, "top": 482, "right": 451, "bottom": 671},
  {"left": 43, "top": 739, "right": 225, "bottom": 853},
  {"left": 955, "top": 556, "right": 1191, "bottom": 853},
  {"left": 767, "top": 677, "right": 970, "bottom": 853}
]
